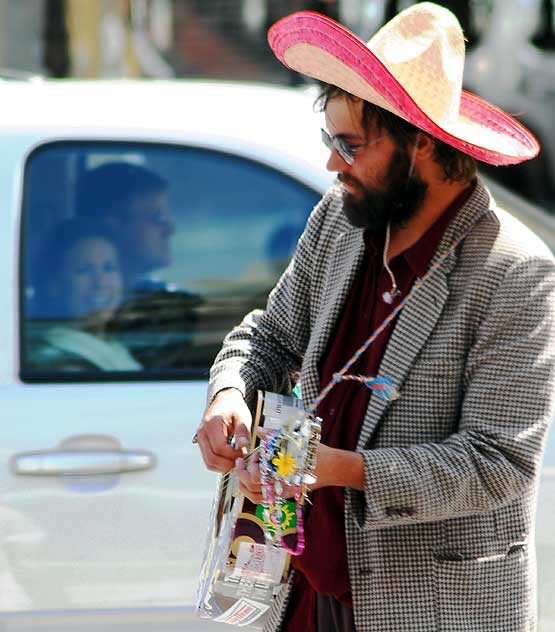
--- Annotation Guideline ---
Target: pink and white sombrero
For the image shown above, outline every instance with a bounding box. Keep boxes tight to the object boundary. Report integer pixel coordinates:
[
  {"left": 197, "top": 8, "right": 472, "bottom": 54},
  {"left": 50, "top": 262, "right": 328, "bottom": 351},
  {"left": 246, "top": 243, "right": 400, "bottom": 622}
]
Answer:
[{"left": 268, "top": 2, "right": 539, "bottom": 166}]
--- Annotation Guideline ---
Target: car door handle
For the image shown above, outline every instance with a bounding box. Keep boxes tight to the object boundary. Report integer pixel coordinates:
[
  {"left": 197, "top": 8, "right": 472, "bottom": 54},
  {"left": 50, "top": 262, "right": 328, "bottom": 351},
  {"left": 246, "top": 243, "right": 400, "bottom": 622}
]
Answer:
[{"left": 11, "top": 449, "right": 156, "bottom": 476}]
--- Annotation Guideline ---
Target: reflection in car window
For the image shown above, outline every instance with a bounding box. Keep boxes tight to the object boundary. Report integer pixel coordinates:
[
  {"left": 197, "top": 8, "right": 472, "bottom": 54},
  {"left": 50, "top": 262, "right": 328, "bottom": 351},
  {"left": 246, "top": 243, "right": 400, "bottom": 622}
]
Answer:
[
  {"left": 27, "top": 219, "right": 142, "bottom": 372},
  {"left": 20, "top": 142, "right": 320, "bottom": 381}
]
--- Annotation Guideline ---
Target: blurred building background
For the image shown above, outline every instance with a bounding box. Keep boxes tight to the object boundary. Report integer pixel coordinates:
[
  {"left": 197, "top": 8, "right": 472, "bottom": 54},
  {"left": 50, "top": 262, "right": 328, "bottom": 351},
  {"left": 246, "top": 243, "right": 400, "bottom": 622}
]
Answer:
[
  {"left": 0, "top": 0, "right": 343, "bottom": 81},
  {"left": 0, "top": 0, "right": 554, "bottom": 210}
]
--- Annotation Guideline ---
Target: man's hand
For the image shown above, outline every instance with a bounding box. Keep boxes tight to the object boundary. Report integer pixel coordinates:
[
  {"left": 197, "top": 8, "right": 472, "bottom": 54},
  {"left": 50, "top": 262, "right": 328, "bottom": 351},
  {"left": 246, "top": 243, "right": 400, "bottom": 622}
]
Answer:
[
  {"left": 236, "top": 428, "right": 298, "bottom": 504},
  {"left": 196, "top": 388, "right": 252, "bottom": 472},
  {"left": 235, "top": 450, "right": 264, "bottom": 504},
  {"left": 236, "top": 449, "right": 299, "bottom": 504},
  {"left": 235, "top": 429, "right": 356, "bottom": 503},
  {"left": 313, "top": 443, "right": 364, "bottom": 491}
]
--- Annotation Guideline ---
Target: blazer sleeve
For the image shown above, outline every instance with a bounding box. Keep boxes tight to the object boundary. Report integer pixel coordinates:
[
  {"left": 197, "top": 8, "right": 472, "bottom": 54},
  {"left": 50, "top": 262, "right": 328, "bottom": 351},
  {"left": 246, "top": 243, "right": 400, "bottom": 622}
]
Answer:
[
  {"left": 206, "top": 191, "right": 332, "bottom": 407},
  {"left": 347, "top": 253, "right": 555, "bottom": 530}
]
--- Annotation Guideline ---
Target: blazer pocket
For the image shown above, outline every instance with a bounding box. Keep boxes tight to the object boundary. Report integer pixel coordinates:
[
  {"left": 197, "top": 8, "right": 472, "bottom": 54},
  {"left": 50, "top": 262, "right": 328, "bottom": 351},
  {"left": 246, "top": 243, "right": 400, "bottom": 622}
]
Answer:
[
  {"left": 433, "top": 544, "right": 530, "bottom": 631},
  {"left": 391, "top": 358, "right": 465, "bottom": 441},
  {"left": 404, "top": 356, "right": 464, "bottom": 384},
  {"left": 413, "top": 352, "right": 465, "bottom": 366}
]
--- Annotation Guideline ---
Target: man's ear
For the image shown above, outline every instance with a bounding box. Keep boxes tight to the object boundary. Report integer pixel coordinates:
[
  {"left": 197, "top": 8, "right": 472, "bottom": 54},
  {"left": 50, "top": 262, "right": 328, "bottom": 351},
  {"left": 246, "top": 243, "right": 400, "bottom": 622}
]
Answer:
[{"left": 414, "top": 132, "right": 435, "bottom": 157}]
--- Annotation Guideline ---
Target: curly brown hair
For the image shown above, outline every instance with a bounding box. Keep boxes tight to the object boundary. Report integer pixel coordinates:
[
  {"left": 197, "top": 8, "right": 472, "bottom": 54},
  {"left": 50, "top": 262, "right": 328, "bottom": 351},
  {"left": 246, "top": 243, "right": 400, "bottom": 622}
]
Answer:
[{"left": 316, "top": 84, "right": 477, "bottom": 183}]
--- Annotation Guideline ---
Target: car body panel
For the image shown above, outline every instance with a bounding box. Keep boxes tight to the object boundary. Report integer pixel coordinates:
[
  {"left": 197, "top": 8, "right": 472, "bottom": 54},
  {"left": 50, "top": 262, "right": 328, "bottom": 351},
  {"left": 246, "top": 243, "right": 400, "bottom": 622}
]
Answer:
[
  {"left": 0, "top": 80, "right": 331, "bottom": 631},
  {"left": 1, "top": 79, "right": 554, "bottom": 631}
]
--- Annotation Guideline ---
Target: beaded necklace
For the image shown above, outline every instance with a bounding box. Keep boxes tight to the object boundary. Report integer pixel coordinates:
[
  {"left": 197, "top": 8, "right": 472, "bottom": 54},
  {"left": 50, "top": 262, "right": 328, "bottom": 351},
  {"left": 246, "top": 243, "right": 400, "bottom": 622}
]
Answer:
[{"left": 259, "top": 417, "right": 320, "bottom": 555}]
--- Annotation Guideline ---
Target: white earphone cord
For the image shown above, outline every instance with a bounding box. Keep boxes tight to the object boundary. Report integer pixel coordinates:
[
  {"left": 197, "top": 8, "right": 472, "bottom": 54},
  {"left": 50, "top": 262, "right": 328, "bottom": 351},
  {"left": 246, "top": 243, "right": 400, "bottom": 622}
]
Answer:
[
  {"left": 382, "top": 222, "right": 398, "bottom": 303},
  {"left": 382, "top": 138, "right": 419, "bottom": 304}
]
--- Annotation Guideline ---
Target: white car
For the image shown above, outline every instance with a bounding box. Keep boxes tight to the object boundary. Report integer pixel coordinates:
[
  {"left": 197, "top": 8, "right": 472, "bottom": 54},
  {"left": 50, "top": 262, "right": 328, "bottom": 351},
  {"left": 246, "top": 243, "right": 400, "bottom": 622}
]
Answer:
[{"left": 1, "top": 79, "right": 554, "bottom": 632}]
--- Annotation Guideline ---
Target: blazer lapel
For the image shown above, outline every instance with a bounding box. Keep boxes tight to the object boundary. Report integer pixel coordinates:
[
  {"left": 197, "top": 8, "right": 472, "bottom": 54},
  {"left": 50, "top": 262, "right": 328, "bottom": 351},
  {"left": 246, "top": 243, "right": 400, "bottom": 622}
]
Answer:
[
  {"left": 356, "top": 181, "right": 493, "bottom": 450},
  {"left": 356, "top": 254, "right": 453, "bottom": 450}
]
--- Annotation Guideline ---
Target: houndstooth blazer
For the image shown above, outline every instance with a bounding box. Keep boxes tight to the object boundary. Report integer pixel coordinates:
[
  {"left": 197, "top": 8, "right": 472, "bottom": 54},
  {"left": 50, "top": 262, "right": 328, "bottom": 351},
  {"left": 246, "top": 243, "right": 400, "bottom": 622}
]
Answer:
[{"left": 208, "top": 179, "right": 555, "bottom": 632}]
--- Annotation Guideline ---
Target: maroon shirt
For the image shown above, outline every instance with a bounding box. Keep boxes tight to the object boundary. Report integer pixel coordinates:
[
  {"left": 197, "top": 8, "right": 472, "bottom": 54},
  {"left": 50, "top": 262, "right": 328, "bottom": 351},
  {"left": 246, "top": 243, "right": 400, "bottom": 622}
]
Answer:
[{"left": 284, "top": 184, "right": 475, "bottom": 631}]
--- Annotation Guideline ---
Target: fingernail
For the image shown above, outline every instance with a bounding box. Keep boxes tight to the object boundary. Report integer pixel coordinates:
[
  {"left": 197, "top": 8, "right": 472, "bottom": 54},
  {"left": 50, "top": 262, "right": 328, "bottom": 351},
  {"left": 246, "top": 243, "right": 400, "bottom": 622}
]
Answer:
[{"left": 237, "top": 437, "right": 248, "bottom": 448}]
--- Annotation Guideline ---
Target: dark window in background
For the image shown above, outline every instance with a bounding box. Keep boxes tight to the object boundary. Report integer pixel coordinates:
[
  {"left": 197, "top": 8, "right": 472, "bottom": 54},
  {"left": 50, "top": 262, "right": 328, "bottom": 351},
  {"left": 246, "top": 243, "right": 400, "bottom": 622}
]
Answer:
[
  {"left": 532, "top": 0, "right": 555, "bottom": 49},
  {"left": 20, "top": 142, "right": 319, "bottom": 382},
  {"left": 43, "top": 0, "right": 70, "bottom": 77}
]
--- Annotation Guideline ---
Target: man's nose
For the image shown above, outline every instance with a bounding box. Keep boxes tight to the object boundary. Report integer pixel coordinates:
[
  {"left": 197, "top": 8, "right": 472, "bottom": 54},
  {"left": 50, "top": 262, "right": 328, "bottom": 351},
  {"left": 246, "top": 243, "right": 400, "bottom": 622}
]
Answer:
[{"left": 326, "top": 148, "right": 346, "bottom": 173}]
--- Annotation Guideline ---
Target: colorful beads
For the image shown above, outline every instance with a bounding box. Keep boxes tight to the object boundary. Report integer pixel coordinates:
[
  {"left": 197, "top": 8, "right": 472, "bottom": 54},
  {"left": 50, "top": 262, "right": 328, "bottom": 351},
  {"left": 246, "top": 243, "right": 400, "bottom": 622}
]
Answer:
[
  {"left": 258, "top": 418, "right": 320, "bottom": 556},
  {"left": 336, "top": 373, "right": 400, "bottom": 401}
]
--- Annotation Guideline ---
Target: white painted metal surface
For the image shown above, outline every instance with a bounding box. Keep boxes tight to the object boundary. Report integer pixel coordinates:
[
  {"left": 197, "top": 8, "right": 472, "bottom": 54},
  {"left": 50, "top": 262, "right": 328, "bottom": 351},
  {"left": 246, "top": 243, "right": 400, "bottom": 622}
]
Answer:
[{"left": 0, "top": 78, "right": 554, "bottom": 631}]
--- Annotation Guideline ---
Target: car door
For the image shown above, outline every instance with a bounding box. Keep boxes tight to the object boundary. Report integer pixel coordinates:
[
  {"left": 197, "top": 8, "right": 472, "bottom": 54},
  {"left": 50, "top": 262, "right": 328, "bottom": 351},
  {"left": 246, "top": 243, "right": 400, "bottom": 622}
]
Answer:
[{"left": 3, "top": 139, "right": 321, "bottom": 631}]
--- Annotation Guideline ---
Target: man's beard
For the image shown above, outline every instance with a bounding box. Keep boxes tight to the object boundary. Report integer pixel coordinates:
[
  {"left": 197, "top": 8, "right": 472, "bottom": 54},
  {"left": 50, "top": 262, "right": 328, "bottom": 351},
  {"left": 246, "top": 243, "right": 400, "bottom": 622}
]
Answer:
[{"left": 340, "top": 146, "right": 428, "bottom": 233}]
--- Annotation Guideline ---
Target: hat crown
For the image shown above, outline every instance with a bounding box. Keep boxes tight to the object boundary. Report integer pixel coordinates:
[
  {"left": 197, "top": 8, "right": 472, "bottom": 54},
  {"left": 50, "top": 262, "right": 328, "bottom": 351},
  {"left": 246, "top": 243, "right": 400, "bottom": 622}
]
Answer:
[{"left": 368, "top": 2, "right": 465, "bottom": 125}]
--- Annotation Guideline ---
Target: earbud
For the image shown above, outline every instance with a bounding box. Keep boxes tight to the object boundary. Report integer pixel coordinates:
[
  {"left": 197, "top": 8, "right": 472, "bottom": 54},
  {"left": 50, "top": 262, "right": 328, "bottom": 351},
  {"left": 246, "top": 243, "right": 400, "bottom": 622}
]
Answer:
[
  {"left": 382, "top": 222, "right": 400, "bottom": 304},
  {"left": 382, "top": 289, "right": 400, "bottom": 304}
]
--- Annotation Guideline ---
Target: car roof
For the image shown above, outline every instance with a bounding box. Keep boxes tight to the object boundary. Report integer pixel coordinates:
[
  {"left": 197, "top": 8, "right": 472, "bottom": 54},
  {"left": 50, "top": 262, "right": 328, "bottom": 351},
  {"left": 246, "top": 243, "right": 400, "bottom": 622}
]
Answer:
[
  {"left": 3, "top": 78, "right": 553, "bottom": 251},
  {"left": 2, "top": 79, "right": 334, "bottom": 192}
]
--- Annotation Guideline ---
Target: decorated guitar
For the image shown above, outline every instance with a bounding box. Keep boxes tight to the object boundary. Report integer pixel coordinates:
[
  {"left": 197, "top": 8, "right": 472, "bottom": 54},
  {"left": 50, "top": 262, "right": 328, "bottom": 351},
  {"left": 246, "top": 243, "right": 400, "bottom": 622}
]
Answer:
[{"left": 196, "top": 390, "right": 321, "bottom": 628}]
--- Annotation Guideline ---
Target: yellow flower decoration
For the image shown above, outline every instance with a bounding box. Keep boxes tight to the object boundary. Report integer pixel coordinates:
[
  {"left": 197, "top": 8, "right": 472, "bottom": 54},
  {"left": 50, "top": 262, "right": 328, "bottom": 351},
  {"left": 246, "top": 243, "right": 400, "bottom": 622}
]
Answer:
[{"left": 272, "top": 450, "right": 296, "bottom": 477}]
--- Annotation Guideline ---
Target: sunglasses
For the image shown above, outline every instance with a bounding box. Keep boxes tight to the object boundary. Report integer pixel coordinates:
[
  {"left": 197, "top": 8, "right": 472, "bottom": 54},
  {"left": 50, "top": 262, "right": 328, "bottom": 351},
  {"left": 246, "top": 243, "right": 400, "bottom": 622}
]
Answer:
[{"left": 321, "top": 128, "right": 386, "bottom": 166}]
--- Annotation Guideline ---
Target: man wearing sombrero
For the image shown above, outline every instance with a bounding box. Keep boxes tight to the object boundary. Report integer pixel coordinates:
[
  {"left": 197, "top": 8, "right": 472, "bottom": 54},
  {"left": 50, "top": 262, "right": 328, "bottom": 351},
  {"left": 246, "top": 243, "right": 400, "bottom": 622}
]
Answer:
[{"left": 196, "top": 3, "right": 555, "bottom": 631}]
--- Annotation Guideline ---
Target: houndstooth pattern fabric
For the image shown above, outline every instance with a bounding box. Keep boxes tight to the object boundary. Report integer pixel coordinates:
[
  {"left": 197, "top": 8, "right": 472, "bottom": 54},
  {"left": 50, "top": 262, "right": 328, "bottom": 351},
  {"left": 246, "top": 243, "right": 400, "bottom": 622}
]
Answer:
[{"left": 208, "top": 179, "right": 555, "bottom": 632}]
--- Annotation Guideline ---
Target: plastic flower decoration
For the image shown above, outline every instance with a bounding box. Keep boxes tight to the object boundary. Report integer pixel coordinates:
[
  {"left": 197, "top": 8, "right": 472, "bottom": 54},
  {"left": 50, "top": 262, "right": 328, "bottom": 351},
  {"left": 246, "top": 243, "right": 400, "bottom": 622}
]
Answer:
[{"left": 272, "top": 450, "right": 296, "bottom": 478}]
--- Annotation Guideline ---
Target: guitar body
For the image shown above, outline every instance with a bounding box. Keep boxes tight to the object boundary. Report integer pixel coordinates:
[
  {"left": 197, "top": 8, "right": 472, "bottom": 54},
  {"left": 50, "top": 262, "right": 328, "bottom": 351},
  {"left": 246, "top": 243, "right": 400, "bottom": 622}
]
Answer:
[{"left": 196, "top": 391, "right": 311, "bottom": 628}]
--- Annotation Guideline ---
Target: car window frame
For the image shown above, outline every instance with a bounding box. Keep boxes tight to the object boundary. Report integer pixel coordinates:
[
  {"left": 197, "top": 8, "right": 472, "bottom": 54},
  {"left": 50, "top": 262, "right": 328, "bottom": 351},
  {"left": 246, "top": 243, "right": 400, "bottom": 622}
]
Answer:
[{"left": 18, "top": 139, "right": 321, "bottom": 384}]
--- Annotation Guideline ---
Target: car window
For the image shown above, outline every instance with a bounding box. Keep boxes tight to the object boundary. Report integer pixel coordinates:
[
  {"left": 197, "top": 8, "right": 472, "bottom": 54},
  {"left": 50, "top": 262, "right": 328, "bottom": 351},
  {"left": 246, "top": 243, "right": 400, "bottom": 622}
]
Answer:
[{"left": 20, "top": 141, "right": 320, "bottom": 382}]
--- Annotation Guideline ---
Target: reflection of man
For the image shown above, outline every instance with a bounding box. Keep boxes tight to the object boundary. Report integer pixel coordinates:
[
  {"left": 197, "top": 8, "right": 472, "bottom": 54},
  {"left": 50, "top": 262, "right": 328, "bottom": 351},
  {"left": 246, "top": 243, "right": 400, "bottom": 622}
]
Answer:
[
  {"left": 76, "top": 162, "right": 175, "bottom": 290},
  {"left": 76, "top": 162, "right": 200, "bottom": 369},
  {"left": 196, "top": 4, "right": 555, "bottom": 632}
]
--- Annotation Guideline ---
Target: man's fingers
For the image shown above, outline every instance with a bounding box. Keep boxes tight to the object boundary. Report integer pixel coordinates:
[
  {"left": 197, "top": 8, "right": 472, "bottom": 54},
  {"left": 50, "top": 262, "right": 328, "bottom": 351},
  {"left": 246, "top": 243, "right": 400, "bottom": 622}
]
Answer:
[
  {"left": 247, "top": 455, "right": 261, "bottom": 483},
  {"left": 236, "top": 457, "right": 260, "bottom": 486},
  {"left": 239, "top": 488, "right": 263, "bottom": 504},
  {"left": 198, "top": 444, "right": 236, "bottom": 472},
  {"left": 255, "top": 427, "right": 270, "bottom": 439},
  {"left": 196, "top": 389, "right": 254, "bottom": 472},
  {"left": 196, "top": 420, "right": 235, "bottom": 453},
  {"left": 238, "top": 482, "right": 263, "bottom": 504},
  {"left": 236, "top": 457, "right": 263, "bottom": 503},
  {"left": 234, "top": 422, "right": 251, "bottom": 452},
  {"left": 196, "top": 419, "right": 241, "bottom": 472}
]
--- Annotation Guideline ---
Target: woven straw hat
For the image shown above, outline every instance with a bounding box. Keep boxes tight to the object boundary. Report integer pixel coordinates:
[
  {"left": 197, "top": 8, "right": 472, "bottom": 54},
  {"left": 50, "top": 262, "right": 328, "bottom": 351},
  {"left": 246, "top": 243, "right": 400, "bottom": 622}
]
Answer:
[{"left": 268, "top": 2, "right": 539, "bottom": 166}]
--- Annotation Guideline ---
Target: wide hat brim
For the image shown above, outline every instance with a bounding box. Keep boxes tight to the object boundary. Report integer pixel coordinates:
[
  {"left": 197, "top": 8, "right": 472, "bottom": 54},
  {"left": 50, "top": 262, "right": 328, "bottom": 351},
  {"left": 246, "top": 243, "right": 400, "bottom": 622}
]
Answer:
[{"left": 268, "top": 10, "right": 539, "bottom": 166}]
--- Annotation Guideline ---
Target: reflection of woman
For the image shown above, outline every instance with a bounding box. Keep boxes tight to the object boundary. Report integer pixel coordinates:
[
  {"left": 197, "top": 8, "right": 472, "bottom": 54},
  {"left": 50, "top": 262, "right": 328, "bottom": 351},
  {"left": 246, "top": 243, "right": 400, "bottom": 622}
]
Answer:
[{"left": 29, "top": 220, "right": 141, "bottom": 371}]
